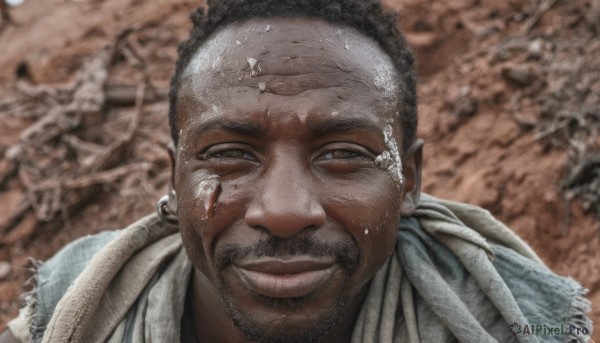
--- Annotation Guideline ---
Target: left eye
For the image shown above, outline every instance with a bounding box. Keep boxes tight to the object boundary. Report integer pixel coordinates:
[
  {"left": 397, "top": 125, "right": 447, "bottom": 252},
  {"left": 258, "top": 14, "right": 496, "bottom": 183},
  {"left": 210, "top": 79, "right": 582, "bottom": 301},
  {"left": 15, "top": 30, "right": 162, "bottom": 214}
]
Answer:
[{"left": 319, "top": 150, "right": 363, "bottom": 160}]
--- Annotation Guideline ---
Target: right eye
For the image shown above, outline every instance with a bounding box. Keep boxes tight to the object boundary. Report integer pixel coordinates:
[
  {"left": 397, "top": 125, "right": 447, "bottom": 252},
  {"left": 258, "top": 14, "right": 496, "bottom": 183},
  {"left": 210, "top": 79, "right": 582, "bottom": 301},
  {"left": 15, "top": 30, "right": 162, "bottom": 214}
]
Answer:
[
  {"left": 208, "top": 149, "right": 256, "bottom": 160},
  {"left": 199, "top": 145, "right": 259, "bottom": 162},
  {"left": 319, "top": 149, "right": 365, "bottom": 160}
]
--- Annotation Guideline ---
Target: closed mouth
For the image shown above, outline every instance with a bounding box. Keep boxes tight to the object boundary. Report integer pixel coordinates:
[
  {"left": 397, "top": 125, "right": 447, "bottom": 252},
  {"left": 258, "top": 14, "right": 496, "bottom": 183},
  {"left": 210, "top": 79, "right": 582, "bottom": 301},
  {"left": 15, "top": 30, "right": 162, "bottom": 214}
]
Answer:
[{"left": 233, "top": 256, "right": 339, "bottom": 298}]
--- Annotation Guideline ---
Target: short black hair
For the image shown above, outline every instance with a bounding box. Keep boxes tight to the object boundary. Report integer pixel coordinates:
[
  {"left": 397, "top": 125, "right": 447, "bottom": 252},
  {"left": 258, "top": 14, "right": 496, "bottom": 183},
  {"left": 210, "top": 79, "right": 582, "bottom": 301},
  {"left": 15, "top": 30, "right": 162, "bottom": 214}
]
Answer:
[{"left": 168, "top": 0, "right": 417, "bottom": 152}]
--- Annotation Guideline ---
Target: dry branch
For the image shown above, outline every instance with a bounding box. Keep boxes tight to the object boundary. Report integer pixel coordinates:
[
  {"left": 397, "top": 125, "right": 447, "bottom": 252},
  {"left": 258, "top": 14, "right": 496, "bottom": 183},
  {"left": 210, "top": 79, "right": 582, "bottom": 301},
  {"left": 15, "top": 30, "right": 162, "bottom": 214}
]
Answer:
[
  {"left": 104, "top": 84, "right": 165, "bottom": 106},
  {"left": 0, "top": 26, "right": 153, "bottom": 238},
  {"left": 34, "top": 163, "right": 152, "bottom": 192},
  {"left": 519, "top": 0, "right": 559, "bottom": 35}
]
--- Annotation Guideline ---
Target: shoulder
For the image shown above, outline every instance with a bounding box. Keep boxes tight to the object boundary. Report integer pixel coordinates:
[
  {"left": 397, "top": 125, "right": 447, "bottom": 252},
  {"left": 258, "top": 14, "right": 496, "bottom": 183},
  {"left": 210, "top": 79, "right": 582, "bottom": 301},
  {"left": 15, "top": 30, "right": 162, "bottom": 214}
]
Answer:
[
  {"left": 493, "top": 244, "right": 593, "bottom": 339},
  {"left": 398, "top": 196, "right": 593, "bottom": 341},
  {"left": 8, "top": 230, "right": 119, "bottom": 342},
  {"left": 36, "top": 230, "right": 120, "bottom": 311},
  {"left": 39, "top": 230, "right": 120, "bottom": 281}
]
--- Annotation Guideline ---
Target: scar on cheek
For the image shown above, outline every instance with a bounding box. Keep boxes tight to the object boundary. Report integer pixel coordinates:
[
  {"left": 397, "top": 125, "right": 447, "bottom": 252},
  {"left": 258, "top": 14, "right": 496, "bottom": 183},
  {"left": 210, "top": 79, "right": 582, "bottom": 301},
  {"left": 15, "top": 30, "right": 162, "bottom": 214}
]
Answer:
[
  {"left": 195, "top": 176, "right": 221, "bottom": 220},
  {"left": 374, "top": 124, "right": 404, "bottom": 187}
]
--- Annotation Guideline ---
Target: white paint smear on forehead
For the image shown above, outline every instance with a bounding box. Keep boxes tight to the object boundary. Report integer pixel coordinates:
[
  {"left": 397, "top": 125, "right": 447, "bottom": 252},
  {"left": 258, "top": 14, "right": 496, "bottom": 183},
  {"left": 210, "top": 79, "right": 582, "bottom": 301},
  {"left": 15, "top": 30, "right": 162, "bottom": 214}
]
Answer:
[
  {"left": 185, "top": 31, "right": 235, "bottom": 75},
  {"left": 185, "top": 21, "right": 398, "bottom": 97},
  {"left": 372, "top": 60, "right": 398, "bottom": 94},
  {"left": 331, "top": 27, "right": 397, "bottom": 94}
]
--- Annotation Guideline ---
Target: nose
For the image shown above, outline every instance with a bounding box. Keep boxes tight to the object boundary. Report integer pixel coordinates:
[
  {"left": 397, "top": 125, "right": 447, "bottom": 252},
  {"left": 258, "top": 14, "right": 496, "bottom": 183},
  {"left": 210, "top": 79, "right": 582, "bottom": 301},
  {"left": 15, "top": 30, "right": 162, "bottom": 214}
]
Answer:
[{"left": 244, "top": 156, "right": 326, "bottom": 238}]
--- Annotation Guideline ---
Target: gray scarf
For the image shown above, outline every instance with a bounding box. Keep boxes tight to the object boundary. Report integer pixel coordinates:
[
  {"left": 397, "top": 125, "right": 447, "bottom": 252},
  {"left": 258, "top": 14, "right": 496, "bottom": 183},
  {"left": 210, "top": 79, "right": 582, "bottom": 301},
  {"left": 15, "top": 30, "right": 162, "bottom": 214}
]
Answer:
[{"left": 9, "top": 195, "right": 592, "bottom": 342}]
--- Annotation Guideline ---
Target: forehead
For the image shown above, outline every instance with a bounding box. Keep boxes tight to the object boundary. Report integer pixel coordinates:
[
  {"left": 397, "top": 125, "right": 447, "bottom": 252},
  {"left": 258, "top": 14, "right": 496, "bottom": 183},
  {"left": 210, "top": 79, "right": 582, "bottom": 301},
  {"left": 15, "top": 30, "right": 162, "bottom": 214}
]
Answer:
[
  {"left": 183, "top": 17, "right": 398, "bottom": 91},
  {"left": 177, "top": 17, "right": 400, "bottom": 131}
]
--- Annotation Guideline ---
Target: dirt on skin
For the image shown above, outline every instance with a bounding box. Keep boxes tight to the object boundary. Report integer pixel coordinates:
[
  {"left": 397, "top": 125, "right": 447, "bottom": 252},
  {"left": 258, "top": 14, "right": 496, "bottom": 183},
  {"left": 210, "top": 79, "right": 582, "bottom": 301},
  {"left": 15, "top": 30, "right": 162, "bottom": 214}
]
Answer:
[{"left": 0, "top": 0, "right": 598, "bottom": 340}]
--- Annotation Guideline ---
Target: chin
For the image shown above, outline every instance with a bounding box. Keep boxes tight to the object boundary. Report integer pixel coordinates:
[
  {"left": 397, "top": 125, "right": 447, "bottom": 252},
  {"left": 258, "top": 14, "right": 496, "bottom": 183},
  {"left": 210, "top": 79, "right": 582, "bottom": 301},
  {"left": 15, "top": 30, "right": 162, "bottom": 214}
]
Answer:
[{"left": 219, "top": 282, "right": 353, "bottom": 343}]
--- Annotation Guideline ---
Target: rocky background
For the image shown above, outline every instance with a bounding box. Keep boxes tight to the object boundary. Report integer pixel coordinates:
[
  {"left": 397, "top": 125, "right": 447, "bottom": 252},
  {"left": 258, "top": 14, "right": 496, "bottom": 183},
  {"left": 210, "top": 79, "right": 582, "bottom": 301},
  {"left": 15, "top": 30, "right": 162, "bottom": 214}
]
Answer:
[{"left": 0, "top": 0, "right": 598, "bottom": 339}]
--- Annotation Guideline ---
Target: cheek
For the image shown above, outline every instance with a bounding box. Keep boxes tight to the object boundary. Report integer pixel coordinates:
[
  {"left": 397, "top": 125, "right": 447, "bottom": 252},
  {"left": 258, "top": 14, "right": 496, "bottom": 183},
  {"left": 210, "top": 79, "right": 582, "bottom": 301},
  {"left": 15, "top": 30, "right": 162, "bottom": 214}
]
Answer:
[
  {"left": 322, "top": 177, "right": 401, "bottom": 276},
  {"left": 176, "top": 170, "right": 250, "bottom": 269},
  {"left": 177, "top": 184, "right": 211, "bottom": 272}
]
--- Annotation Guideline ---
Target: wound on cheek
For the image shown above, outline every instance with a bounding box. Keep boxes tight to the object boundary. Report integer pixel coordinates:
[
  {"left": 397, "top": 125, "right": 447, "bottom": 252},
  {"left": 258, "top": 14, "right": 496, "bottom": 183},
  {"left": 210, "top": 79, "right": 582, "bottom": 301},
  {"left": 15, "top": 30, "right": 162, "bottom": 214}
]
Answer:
[{"left": 195, "top": 176, "right": 221, "bottom": 220}]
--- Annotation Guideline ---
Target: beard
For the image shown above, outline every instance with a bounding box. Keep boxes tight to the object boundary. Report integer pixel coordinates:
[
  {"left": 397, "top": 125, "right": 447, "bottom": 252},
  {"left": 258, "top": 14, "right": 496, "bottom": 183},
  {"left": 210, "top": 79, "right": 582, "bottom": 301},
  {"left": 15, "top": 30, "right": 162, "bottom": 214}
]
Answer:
[
  {"left": 214, "top": 233, "right": 360, "bottom": 343},
  {"left": 221, "top": 283, "right": 352, "bottom": 343}
]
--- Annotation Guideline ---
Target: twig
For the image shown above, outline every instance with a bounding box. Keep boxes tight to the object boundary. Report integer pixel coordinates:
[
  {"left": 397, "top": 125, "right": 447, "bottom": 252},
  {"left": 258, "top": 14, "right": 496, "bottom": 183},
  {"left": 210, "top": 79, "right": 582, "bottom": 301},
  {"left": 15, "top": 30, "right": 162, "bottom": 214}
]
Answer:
[
  {"left": 104, "top": 84, "right": 165, "bottom": 106},
  {"left": 533, "top": 119, "right": 569, "bottom": 141},
  {"left": 0, "top": 199, "right": 31, "bottom": 236},
  {"left": 0, "top": 24, "right": 150, "bottom": 240},
  {"left": 94, "top": 84, "right": 145, "bottom": 172},
  {"left": 34, "top": 163, "right": 152, "bottom": 191},
  {"left": 0, "top": 163, "right": 151, "bottom": 236},
  {"left": 0, "top": 159, "right": 18, "bottom": 190},
  {"left": 519, "top": 0, "right": 559, "bottom": 35},
  {"left": 122, "top": 41, "right": 147, "bottom": 69},
  {"left": 0, "top": 97, "right": 18, "bottom": 110},
  {"left": 562, "top": 153, "right": 600, "bottom": 188}
]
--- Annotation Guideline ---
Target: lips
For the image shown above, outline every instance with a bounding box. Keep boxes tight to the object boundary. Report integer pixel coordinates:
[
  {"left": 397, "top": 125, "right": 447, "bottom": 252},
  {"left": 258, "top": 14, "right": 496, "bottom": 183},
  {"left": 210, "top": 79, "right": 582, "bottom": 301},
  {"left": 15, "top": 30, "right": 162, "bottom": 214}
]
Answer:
[{"left": 233, "top": 256, "right": 339, "bottom": 298}]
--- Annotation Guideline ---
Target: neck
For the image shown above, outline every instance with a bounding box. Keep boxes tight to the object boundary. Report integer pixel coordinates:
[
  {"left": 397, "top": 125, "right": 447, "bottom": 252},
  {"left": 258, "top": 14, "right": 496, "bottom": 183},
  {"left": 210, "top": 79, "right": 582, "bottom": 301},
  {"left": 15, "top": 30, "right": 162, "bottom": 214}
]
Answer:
[{"left": 185, "top": 268, "right": 368, "bottom": 343}]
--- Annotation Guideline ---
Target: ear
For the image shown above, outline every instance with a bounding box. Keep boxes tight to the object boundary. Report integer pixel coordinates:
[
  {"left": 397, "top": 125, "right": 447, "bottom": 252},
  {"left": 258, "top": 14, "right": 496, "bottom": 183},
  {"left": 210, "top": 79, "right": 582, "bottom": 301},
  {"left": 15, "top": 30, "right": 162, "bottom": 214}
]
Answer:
[
  {"left": 400, "top": 138, "right": 424, "bottom": 216},
  {"left": 167, "top": 141, "right": 178, "bottom": 214}
]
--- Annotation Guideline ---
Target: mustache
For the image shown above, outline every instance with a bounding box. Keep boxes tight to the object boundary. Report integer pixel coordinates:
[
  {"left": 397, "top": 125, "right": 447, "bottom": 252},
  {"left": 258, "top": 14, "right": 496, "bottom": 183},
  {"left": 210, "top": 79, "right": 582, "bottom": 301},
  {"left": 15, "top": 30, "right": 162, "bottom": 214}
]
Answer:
[{"left": 216, "top": 233, "right": 360, "bottom": 275}]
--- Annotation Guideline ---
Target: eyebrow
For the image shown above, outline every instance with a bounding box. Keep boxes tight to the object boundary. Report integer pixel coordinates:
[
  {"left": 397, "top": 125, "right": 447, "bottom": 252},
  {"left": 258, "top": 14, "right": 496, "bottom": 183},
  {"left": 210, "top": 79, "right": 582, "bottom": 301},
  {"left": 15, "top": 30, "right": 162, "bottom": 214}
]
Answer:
[
  {"left": 191, "top": 117, "right": 265, "bottom": 137},
  {"left": 310, "top": 117, "right": 380, "bottom": 137},
  {"left": 189, "top": 116, "right": 380, "bottom": 138}
]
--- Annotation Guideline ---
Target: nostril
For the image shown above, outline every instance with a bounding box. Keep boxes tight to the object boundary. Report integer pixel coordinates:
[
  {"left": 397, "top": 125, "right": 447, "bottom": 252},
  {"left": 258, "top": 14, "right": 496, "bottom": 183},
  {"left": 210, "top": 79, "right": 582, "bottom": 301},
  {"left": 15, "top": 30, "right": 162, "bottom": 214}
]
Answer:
[
  {"left": 244, "top": 202, "right": 326, "bottom": 239},
  {"left": 303, "top": 225, "right": 320, "bottom": 233},
  {"left": 252, "top": 225, "right": 270, "bottom": 234},
  {"left": 249, "top": 223, "right": 321, "bottom": 240}
]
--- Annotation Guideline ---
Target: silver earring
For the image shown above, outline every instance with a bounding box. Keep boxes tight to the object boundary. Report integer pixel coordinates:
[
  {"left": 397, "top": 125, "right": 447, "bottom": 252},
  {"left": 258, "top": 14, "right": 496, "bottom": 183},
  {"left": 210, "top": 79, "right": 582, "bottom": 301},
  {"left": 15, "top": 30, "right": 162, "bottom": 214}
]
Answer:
[{"left": 156, "top": 194, "right": 178, "bottom": 226}]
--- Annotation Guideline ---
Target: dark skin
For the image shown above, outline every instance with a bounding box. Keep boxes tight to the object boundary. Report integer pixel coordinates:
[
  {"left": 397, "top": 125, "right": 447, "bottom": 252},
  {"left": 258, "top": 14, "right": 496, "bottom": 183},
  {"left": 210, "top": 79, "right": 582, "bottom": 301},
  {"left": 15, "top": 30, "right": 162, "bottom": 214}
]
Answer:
[
  {"left": 0, "top": 331, "right": 17, "bottom": 343},
  {"left": 174, "top": 17, "right": 423, "bottom": 343},
  {"left": 0, "top": 17, "right": 423, "bottom": 343}
]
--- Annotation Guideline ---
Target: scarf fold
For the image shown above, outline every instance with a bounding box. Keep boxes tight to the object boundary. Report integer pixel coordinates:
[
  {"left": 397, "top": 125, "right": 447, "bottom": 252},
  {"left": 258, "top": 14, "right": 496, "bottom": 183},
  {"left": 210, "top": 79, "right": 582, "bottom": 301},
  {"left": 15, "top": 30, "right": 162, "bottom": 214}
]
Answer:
[
  {"left": 352, "top": 194, "right": 591, "bottom": 342},
  {"left": 9, "top": 195, "right": 592, "bottom": 342}
]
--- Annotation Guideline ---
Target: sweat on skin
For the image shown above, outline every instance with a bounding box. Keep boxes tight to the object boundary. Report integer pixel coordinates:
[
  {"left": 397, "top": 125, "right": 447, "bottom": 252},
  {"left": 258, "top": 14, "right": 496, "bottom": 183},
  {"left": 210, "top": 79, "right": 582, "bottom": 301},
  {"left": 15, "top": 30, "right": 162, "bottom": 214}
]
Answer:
[
  {"left": 172, "top": 17, "right": 422, "bottom": 343},
  {"left": 0, "top": 5, "right": 591, "bottom": 343}
]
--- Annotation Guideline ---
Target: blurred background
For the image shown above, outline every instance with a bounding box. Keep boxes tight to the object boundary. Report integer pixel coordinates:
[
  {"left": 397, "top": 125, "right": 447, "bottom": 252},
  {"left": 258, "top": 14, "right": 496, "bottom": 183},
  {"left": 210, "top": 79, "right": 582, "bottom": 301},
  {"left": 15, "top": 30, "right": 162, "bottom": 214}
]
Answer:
[{"left": 0, "top": 0, "right": 598, "bottom": 339}]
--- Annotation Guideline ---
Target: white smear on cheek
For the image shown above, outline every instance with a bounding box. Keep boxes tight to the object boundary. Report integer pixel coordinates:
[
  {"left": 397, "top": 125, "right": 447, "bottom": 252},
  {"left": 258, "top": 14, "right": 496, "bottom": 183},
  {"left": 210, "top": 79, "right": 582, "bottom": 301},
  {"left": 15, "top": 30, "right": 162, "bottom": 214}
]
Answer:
[{"left": 374, "top": 124, "right": 404, "bottom": 187}]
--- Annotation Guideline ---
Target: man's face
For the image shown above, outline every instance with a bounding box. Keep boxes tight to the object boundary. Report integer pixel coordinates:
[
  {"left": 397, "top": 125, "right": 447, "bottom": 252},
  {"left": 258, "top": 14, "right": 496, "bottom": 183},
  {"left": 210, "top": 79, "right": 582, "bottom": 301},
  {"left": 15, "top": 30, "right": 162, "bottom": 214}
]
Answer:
[{"left": 173, "top": 17, "right": 420, "bottom": 342}]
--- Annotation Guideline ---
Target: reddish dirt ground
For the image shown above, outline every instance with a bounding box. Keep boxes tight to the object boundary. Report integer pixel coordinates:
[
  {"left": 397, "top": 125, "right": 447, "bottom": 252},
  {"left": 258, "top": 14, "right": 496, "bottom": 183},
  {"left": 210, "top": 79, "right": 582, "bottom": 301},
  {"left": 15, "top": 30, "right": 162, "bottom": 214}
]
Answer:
[{"left": 0, "top": 0, "right": 598, "bottom": 340}]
